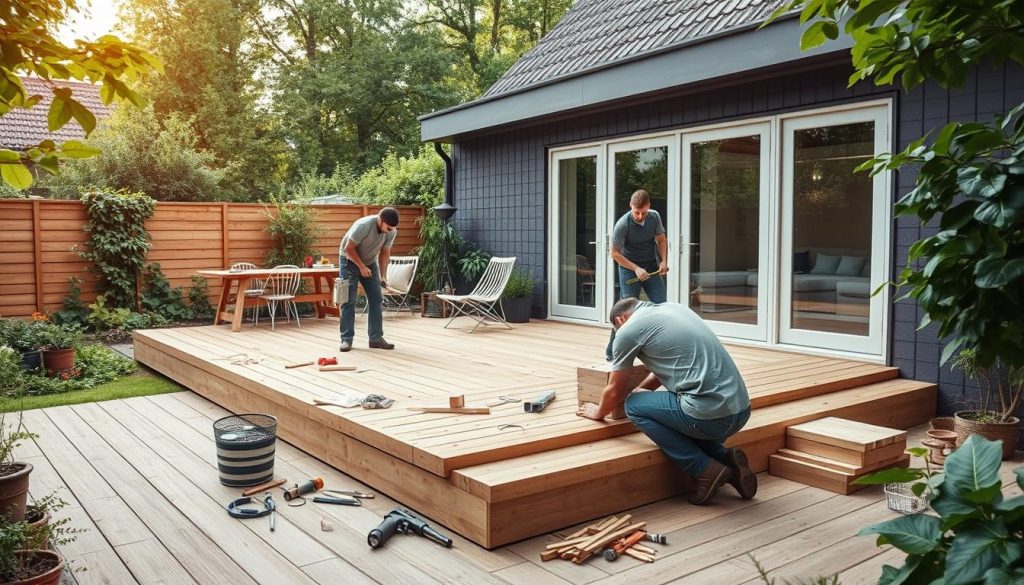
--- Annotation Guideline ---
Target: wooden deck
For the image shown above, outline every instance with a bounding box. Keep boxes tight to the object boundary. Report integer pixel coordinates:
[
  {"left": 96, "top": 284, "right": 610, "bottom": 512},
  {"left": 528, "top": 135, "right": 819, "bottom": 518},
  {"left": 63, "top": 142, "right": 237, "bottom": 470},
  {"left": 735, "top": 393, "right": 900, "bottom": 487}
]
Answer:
[
  {"left": 131, "top": 316, "right": 937, "bottom": 548},
  {"left": 18, "top": 396, "right": 1024, "bottom": 584}
]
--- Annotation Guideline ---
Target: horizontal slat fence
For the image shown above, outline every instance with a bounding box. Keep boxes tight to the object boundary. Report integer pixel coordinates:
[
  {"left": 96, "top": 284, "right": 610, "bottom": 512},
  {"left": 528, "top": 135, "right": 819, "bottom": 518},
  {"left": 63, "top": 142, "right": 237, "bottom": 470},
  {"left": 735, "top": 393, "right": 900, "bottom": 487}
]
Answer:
[{"left": 0, "top": 200, "right": 424, "bottom": 317}]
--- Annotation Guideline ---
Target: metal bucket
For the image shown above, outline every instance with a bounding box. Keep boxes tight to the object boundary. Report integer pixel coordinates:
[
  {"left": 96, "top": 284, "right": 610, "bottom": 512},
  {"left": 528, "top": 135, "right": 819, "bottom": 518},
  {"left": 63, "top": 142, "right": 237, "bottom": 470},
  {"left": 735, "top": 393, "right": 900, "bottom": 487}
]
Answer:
[{"left": 213, "top": 414, "right": 277, "bottom": 487}]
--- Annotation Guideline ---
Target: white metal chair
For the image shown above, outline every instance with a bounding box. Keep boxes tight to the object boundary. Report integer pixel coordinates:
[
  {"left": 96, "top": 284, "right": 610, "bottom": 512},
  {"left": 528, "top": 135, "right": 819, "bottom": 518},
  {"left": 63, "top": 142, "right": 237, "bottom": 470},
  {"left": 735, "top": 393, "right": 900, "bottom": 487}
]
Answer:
[
  {"left": 363, "top": 256, "right": 420, "bottom": 318},
  {"left": 230, "top": 262, "right": 267, "bottom": 324},
  {"left": 437, "top": 257, "right": 516, "bottom": 333},
  {"left": 256, "top": 265, "right": 302, "bottom": 330}
]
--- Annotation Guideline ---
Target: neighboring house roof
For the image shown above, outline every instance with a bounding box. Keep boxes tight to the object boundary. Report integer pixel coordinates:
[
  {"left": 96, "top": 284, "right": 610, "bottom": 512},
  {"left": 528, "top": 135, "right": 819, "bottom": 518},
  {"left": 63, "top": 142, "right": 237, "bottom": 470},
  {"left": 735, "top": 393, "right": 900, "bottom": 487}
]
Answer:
[
  {"left": 0, "top": 77, "right": 113, "bottom": 150},
  {"left": 420, "top": 1, "right": 853, "bottom": 142},
  {"left": 484, "top": 0, "right": 785, "bottom": 99}
]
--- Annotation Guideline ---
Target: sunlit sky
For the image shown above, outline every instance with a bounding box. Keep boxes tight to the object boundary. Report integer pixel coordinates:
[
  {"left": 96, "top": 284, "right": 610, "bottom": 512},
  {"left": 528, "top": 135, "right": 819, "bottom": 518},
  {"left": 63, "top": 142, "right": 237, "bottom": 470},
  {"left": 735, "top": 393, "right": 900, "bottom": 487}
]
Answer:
[{"left": 57, "top": 0, "right": 125, "bottom": 44}]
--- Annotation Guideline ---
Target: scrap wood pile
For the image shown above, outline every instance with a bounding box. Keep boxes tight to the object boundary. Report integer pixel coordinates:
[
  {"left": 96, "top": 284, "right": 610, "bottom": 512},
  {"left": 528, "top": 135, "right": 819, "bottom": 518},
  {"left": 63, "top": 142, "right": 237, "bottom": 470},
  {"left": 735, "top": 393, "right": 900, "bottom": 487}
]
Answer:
[{"left": 540, "top": 514, "right": 662, "bottom": 564}]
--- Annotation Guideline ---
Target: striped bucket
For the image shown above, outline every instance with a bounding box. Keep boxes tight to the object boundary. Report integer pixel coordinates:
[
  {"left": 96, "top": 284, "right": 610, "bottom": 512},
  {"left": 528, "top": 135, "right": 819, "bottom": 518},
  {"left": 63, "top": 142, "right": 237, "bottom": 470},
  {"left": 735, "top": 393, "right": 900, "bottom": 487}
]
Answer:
[{"left": 213, "top": 414, "right": 278, "bottom": 487}]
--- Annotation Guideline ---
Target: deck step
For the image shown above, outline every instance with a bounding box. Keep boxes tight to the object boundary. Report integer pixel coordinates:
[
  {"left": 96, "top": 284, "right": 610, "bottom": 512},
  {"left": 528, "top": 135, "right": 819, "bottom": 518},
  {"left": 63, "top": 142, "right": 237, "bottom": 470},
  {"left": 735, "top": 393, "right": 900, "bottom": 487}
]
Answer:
[{"left": 450, "top": 378, "right": 934, "bottom": 545}]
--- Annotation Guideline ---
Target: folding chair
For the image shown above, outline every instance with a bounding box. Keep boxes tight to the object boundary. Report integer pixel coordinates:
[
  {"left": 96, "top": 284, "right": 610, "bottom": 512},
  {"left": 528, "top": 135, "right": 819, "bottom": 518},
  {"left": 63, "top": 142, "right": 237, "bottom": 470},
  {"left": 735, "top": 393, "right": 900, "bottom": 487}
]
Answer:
[
  {"left": 230, "top": 262, "right": 267, "bottom": 324},
  {"left": 256, "top": 265, "right": 302, "bottom": 330},
  {"left": 437, "top": 257, "right": 516, "bottom": 333},
  {"left": 364, "top": 256, "right": 419, "bottom": 318}
]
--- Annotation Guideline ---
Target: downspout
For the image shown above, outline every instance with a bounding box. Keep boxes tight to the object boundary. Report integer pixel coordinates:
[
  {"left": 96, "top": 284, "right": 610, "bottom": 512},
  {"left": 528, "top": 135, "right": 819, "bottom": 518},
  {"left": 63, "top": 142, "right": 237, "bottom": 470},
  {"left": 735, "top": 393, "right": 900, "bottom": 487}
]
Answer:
[{"left": 433, "top": 142, "right": 457, "bottom": 293}]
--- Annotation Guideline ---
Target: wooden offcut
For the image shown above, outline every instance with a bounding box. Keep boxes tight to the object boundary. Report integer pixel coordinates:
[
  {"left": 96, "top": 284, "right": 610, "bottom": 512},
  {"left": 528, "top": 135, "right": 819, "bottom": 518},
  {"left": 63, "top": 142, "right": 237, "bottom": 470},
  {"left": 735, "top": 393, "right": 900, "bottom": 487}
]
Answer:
[
  {"left": 132, "top": 318, "right": 937, "bottom": 548},
  {"left": 787, "top": 417, "right": 907, "bottom": 452},
  {"left": 577, "top": 362, "right": 649, "bottom": 420},
  {"left": 769, "top": 452, "right": 911, "bottom": 495}
]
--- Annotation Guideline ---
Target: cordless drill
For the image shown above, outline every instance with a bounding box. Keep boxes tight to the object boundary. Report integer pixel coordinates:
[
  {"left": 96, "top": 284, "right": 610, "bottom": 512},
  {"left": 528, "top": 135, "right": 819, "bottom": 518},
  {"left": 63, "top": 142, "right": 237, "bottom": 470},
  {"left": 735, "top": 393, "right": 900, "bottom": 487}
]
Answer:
[{"left": 367, "top": 508, "right": 453, "bottom": 549}]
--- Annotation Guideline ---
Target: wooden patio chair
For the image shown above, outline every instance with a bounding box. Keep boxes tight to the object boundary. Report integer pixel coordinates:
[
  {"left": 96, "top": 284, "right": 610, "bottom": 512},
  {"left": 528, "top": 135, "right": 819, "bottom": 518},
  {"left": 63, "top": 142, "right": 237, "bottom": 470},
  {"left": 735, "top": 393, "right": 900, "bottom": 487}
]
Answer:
[
  {"left": 230, "top": 262, "right": 267, "bottom": 324},
  {"left": 256, "top": 265, "right": 302, "bottom": 330},
  {"left": 437, "top": 257, "right": 517, "bottom": 333},
  {"left": 363, "top": 256, "right": 420, "bottom": 318}
]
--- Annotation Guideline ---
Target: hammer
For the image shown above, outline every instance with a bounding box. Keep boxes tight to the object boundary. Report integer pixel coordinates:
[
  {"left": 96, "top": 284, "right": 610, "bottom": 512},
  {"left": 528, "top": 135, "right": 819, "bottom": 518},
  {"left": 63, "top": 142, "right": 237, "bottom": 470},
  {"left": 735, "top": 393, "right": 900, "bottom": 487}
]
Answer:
[{"left": 602, "top": 530, "right": 647, "bottom": 561}]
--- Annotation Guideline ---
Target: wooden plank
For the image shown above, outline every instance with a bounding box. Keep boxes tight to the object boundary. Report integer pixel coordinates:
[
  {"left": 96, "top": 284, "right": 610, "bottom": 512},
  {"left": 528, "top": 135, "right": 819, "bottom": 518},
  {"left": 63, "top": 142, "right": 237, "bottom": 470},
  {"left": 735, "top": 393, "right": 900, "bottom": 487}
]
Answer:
[
  {"left": 32, "top": 199, "right": 43, "bottom": 313},
  {"left": 787, "top": 417, "right": 908, "bottom": 451},
  {"left": 768, "top": 453, "right": 910, "bottom": 495},
  {"left": 785, "top": 435, "right": 909, "bottom": 467}
]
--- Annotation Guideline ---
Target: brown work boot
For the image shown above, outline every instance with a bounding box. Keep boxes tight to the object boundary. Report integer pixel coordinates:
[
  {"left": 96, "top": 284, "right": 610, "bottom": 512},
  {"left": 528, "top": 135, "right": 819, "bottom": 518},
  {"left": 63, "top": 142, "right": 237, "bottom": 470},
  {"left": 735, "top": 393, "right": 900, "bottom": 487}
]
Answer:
[
  {"left": 687, "top": 460, "right": 732, "bottom": 506},
  {"left": 723, "top": 448, "right": 757, "bottom": 500}
]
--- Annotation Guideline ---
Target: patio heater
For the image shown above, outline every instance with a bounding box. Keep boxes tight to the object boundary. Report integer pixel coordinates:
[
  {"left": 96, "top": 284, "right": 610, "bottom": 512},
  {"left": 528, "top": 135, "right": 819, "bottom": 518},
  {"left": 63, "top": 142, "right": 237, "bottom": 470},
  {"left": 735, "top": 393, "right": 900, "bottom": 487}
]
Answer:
[{"left": 434, "top": 143, "right": 457, "bottom": 293}]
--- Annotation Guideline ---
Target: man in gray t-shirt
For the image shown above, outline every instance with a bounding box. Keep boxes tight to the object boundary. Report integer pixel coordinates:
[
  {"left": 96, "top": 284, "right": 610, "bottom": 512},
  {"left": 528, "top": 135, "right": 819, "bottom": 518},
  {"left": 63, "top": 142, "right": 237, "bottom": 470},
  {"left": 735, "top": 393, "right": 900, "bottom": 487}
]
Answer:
[
  {"left": 337, "top": 208, "right": 399, "bottom": 351},
  {"left": 578, "top": 298, "right": 757, "bottom": 506}
]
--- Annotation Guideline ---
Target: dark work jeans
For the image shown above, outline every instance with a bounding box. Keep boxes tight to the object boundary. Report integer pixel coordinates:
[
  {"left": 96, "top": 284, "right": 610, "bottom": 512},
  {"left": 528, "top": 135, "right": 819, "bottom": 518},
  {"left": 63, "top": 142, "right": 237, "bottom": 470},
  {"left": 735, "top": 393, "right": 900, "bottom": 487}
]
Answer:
[
  {"left": 625, "top": 391, "right": 750, "bottom": 477},
  {"left": 340, "top": 259, "right": 384, "bottom": 343}
]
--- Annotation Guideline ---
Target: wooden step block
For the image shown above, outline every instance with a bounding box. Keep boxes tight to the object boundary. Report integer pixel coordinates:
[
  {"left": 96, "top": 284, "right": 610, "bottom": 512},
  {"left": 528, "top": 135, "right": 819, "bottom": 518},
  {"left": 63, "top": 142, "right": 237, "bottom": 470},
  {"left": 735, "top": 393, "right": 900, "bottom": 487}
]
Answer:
[
  {"left": 576, "top": 362, "right": 648, "bottom": 420},
  {"left": 776, "top": 448, "right": 908, "bottom": 475},
  {"left": 787, "top": 417, "right": 907, "bottom": 451},
  {"left": 769, "top": 452, "right": 910, "bottom": 495},
  {"left": 786, "top": 435, "right": 907, "bottom": 467}
]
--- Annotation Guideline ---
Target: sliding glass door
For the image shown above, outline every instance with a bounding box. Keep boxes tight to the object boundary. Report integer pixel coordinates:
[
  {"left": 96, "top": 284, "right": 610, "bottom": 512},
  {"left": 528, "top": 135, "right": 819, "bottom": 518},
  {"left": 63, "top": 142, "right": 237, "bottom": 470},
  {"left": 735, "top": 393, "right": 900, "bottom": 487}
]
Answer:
[
  {"left": 682, "top": 123, "right": 771, "bottom": 341},
  {"left": 549, "top": 147, "right": 604, "bottom": 321},
  {"left": 779, "top": 106, "right": 890, "bottom": 354}
]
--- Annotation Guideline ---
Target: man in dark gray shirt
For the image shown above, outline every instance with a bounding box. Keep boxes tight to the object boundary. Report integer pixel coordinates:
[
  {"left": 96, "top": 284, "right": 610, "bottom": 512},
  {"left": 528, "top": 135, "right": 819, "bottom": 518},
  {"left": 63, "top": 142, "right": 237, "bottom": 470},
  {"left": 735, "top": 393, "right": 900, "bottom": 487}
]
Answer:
[
  {"left": 338, "top": 208, "right": 399, "bottom": 351},
  {"left": 606, "top": 189, "right": 668, "bottom": 359},
  {"left": 579, "top": 298, "right": 757, "bottom": 506}
]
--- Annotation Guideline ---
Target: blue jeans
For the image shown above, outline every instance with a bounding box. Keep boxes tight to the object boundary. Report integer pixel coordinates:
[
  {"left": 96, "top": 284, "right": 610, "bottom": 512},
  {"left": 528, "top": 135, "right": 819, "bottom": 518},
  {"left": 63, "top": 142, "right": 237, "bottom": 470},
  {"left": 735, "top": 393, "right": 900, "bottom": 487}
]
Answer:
[
  {"left": 606, "top": 264, "right": 666, "bottom": 359},
  {"left": 625, "top": 391, "right": 750, "bottom": 477},
  {"left": 340, "top": 260, "right": 384, "bottom": 342}
]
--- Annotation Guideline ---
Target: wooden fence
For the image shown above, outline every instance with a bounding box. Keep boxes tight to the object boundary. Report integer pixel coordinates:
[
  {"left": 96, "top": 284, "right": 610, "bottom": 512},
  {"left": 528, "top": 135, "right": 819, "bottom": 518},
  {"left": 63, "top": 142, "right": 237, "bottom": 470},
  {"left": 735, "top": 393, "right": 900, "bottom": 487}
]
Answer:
[{"left": 0, "top": 200, "right": 425, "bottom": 318}]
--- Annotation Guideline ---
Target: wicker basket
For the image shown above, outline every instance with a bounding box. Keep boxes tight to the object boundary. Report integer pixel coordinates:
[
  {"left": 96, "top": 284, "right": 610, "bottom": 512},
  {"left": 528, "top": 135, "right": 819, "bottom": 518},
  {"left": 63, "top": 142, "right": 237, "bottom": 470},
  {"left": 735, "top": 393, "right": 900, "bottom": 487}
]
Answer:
[
  {"left": 884, "top": 482, "right": 929, "bottom": 515},
  {"left": 954, "top": 411, "right": 1020, "bottom": 460},
  {"left": 420, "top": 292, "right": 451, "bottom": 318}
]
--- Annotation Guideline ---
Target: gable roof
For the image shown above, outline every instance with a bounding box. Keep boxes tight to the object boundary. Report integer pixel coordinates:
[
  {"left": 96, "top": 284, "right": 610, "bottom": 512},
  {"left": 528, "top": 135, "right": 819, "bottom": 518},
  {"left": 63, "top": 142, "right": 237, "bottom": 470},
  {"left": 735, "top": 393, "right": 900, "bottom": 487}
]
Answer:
[
  {"left": 0, "top": 77, "right": 114, "bottom": 150},
  {"left": 484, "top": 0, "right": 785, "bottom": 99}
]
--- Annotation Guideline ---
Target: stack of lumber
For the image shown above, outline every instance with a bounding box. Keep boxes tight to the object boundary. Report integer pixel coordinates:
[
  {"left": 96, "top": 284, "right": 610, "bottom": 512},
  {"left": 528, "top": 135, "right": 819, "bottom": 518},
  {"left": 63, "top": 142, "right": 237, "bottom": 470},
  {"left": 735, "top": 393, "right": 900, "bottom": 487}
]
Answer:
[
  {"left": 577, "top": 363, "right": 649, "bottom": 420},
  {"left": 539, "top": 514, "right": 658, "bottom": 564},
  {"left": 769, "top": 417, "right": 909, "bottom": 495}
]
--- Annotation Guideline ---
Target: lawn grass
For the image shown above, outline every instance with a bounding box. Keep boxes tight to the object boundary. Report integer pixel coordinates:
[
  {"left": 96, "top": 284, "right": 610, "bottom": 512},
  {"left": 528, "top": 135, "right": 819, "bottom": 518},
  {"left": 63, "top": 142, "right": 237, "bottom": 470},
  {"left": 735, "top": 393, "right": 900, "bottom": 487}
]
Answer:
[{"left": 0, "top": 372, "right": 185, "bottom": 413}]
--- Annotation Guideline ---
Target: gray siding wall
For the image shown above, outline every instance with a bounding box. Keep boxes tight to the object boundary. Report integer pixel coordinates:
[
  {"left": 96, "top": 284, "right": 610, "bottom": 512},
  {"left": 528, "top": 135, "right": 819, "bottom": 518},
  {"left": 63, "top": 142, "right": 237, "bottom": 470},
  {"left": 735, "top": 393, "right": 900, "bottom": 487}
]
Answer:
[{"left": 450, "top": 60, "right": 1023, "bottom": 414}]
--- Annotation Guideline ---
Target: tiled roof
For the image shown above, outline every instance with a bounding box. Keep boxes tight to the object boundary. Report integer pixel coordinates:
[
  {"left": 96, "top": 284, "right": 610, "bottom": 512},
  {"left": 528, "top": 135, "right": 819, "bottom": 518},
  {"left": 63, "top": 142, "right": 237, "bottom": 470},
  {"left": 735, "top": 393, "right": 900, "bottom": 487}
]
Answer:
[
  {"left": 0, "top": 77, "right": 113, "bottom": 150},
  {"left": 482, "top": 0, "right": 785, "bottom": 99}
]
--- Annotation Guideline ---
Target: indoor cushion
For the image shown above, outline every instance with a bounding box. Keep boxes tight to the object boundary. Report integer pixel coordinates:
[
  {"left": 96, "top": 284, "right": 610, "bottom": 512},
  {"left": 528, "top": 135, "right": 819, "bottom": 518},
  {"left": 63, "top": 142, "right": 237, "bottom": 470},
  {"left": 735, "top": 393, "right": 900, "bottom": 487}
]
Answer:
[
  {"left": 793, "top": 250, "right": 811, "bottom": 273},
  {"left": 810, "top": 253, "right": 841, "bottom": 275},
  {"left": 836, "top": 255, "right": 868, "bottom": 277}
]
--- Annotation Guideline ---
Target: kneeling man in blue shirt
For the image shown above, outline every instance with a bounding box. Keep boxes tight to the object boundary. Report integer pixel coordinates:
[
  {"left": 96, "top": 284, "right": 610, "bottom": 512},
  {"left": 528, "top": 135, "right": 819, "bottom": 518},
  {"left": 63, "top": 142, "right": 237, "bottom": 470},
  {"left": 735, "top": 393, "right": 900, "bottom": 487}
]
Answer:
[{"left": 578, "top": 298, "right": 757, "bottom": 505}]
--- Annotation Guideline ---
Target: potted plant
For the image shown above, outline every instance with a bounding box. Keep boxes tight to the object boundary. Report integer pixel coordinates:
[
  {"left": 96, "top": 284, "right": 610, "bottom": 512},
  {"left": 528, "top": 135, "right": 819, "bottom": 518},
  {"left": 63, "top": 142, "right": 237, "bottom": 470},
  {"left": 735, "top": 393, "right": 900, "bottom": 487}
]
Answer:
[
  {"left": 0, "top": 405, "right": 35, "bottom": 523},
  {"left": 948, "top": 349, "right": 1023, "bottom": 460},
  {"left": 0, "top": 321, "right": 41, "bottom": 373},
  {"left": 455, "top": 244, "right": 490, "bottom": 294},
  {"left": 32, "top": 324, "right": 81, "bottom": 376},
  {"left": 0, "top": 492, "right": 82, "bottom": 585},
  {"left": 501, "top": 268, "right": 536, "bottom": 324}
]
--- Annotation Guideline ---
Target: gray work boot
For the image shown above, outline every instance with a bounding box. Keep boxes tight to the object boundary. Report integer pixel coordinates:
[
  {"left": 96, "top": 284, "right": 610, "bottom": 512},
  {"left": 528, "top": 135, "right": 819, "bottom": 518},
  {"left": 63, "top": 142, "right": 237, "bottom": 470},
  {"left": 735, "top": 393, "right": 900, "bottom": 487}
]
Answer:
[
  {"left": 339, "top": 339, "right": 352, "bottom": 352},
  {"left": 723, "top": 448, "right": 757, "bottom": 500},
  {"left": 687, "top": 460, "right": 732, "bottom": 506}
]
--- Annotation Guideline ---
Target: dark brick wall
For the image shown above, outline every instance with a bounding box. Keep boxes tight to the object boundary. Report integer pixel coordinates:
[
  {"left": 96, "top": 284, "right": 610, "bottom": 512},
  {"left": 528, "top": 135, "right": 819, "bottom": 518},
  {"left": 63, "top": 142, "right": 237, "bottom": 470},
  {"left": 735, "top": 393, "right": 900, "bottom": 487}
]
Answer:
[{"left": 450, "top": 60, "right": 1023, "bottom": 414}]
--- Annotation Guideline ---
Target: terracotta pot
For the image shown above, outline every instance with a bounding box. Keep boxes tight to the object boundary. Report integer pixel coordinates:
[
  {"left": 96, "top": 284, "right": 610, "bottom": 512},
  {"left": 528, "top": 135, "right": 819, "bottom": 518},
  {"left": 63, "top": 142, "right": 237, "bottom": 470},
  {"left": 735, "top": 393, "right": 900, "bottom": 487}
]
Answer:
[
  {"left": 0, "top": 462, "right": 33, "bottom": 522},
  {"left": 41, "top": 348, "right": 74, "bottom": 375},
  {"left": 3, "top": 550, "right": 64, "bottom": 585},
  {"left": 954, "top": 411, "right": 1021, "bottom": 460},
  {"left": 19, "top": 351, "right": 42, "bottom": 372}
]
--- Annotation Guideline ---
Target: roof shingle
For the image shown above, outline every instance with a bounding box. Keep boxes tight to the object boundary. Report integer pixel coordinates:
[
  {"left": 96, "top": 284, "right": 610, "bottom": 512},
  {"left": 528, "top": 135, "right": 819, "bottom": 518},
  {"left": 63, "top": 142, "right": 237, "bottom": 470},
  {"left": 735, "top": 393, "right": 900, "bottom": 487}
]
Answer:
[
  {"left": 0, "top": 77, "right": 113, "bottom": 150},
  {"left": 482, "top": 0, "right": 785, "bottom": 99}
]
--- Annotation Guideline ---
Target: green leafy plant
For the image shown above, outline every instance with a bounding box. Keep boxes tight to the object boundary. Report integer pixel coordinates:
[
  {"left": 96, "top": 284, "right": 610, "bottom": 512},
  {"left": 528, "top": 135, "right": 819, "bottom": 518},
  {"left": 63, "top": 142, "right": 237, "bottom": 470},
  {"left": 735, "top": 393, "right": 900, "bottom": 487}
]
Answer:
[
  {"left": 0, "top": 410, "right": 37, "bottom": 468},
  {"left": 0, "top": 319, "right": 40, "bottom": 354},
  {"left": 78, "top": 188, "right": 156, "bottom": 309},
  {"left": 350, "top": 145, "right": 444, "bottom": 207},
  {"left": 854, "top": 435, "right": 1024, "bottom": 584},
  {"left": 187, "top": 276, "right": 214, "bottom": 320},
  {"left": 950, "top": 349, "right": 1024, "bottom": 424},
  {"left": 264, "top": 199, "right": 324, "bottom": 267},
  {"left": 0, "top": 348, "right": 25, "bottom": 398},
  {"left": 122, "top": 311, "right": 169, "bottom": 331},
  {"left": 141, "top": 263, "right": 189, "bottom": 321},
  {"left": 51, "top": 277, "right": 90, "bottom": 328},
  {"left": 32, "top": 323, "right": 82, "bottom": 351},
  {"left": 86, "top": 295, "right": 132, "bottom": 332},
  {"left": 457, "top": 244, "right": 491, "bottom": 284},
  {"left": 0, "top": 491, "right": 85, "bottom": 581},
  {"left": 414, "top": 213, "right": 463, "bottom": 291},
  {"left": 502, "top": 268, "right": 535, "bottom": 299}
]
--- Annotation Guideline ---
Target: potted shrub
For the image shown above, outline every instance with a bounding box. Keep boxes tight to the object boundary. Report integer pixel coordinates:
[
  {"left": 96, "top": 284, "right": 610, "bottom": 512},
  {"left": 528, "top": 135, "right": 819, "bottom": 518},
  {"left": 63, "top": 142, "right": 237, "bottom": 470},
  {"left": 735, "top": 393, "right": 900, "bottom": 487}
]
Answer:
[
  {"left": 0, "top": 406, "right": 35, "bottom": 523},
  {"left": 949, "top": 349, "right": 1023, "bottom": 460},
  {"left": 0, "top": 321, "right": 41, "bottom": 373},
  {"left": 501, "top": 269, "right": 535, "bottom": 324},
  {"left": 0, "top": 492, "right": 81, "bottom": 585},
  {"left": 33, "top": 325, "right": 81, "bottom": 376}
]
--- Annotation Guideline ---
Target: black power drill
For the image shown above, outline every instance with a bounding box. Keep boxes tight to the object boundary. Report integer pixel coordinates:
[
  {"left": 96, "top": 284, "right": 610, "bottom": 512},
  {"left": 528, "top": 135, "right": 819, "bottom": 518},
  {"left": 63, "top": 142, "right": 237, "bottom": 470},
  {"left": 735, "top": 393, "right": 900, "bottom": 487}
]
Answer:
[{"left": 367, "top": 508, "right": 453, "bottom": 549}]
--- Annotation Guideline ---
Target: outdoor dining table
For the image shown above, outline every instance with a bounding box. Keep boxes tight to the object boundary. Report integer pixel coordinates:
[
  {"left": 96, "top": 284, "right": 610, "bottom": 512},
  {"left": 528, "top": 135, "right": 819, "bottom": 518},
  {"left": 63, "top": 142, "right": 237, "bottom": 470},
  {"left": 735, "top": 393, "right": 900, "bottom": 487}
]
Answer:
[{"left": 196, "top": 266, "right": 340, "bottom": 332}]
